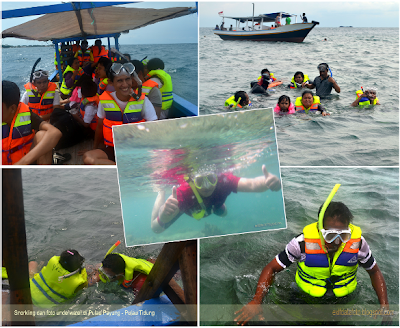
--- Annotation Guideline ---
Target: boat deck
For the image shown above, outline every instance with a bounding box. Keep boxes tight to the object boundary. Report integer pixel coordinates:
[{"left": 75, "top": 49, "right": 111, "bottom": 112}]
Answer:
[{"left": 58, "top": 138, "right": 94, "bottom": 165}]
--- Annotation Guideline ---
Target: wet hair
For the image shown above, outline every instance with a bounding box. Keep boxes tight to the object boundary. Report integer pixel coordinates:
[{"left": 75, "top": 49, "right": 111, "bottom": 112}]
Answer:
[
  {"left": 67, "top": 57, "right": 79, "bottom": 67},
  {"left": 97, "top": 56, "right": 112, "bottom": 69},
  {"left": 234, "top": 91, "right": 248, "bottom": 106},
  {"left": 278, "top": 95, "right": 291, "bottom": 105},
  {"left": 261, "top": 68, "right": 270, "bottom": 75},
  {"left": 102, "top": 254, "right": 125, "bottom": 275},
  {"left": 2, "top": 81, "right": 20, "bottom": 107},
  {"left": 130, "top": 60, "right": 144, "bottom": 74},
  {"left": 294, "top": 71, "right": 304, "bottom": 79},
  {"left": 60, "top": 249, "right": 85, "bottom": 274},
  {"left": 317, "top": 63, "right": 329, "bottom": 71},
  {"left": 147, "top": 58, "right": 165, "bottom": 71},
  {"left": 302, "top": 90, "right": 314, "bottom": 98},
  {"left": 318, "top": 201, "right": 353, "bottom": 226}
]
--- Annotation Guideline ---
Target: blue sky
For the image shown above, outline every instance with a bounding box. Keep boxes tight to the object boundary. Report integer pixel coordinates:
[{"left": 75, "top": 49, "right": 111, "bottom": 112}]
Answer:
[
  {"left": 1, "top": 2, "right": 198, "bottom": 46},
  {"left": 199, "top": 2, "right": 399, "bottom": 28}
]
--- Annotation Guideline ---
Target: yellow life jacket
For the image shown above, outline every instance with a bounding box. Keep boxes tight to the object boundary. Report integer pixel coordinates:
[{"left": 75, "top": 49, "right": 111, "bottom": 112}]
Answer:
[
  {"left": 295, "top": 96, "right": 320, "bottom": 112},
  {"left": 295, "top": 222, "right": 361, "bottom": 298},
  {"left": 115, "top": 254, "right": 153, "bottom": 288},
  {"left": 355, "top": 90, "right": 378, "bottom": 106},
  {"left": 30, "top": 256, "right": 87, "bottom": 308},
  {"left": 224, "top": 96, "right": 243, "bottom": 109},
  {"left": 60, "top": 65, "right": 83, "bottom": 96},
  {"left": 2, "top": 267, "right": 8, "bottom": 279},
  {"left": 290, "top": 74, "right": 310, "bottom": 89},
  {"left": 146, "top": 70, "right": 173, "bottom": 110}
]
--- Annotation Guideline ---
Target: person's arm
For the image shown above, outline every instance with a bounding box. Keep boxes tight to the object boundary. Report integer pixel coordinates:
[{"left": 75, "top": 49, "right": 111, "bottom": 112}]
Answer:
[
  {"left": 328, "top": 77, "right": 340, "bottom": 93},
  {"left": 234, "top": 258, "right": 284, "bottom": 326},
  {"left": 93, "top": 118, "right": 104, "bottom": 149},
  {"left": 237, "top": 165, "right": 281, "bottom": 192},
  {"left": 14, "top": 121, "right": 61, "bottom": 165},
  {"left": 142, "top": 97, "right": 158, "bottom": 121},
  {"left": 318, "top": 104, "right": 330, "bottom": 116},
  {"left": 366, "top": 264, "right": 389, "bottom": 309},
  {"left": 351, "top": 93, "right": 367, "bottom": 107},
  {"left": 303, "top": 81, "right": 315, "bottom": 89},
  {"left": 71, "top": 112, "right": 90, "bottom": 128}
]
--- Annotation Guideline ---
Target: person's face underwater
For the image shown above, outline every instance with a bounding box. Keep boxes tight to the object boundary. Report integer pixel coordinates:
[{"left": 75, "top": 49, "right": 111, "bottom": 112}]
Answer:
[
  {"left": 279, "top": 99, "right": 290, "bottom": 112},
  {"left": 194, "top": 173, "right": 218, "bottom": 197},
  {"left": 323, "top": 217, "right": 349, "bottom": 254},
  {"left": 301, "top": 93, "right": 314, "bottom": 108},
  {"left": 294, "top": 74, "right": 304, "bottom": 84},
  {"left": 101, "top": 267, "right": 123, "bottom": 281}
]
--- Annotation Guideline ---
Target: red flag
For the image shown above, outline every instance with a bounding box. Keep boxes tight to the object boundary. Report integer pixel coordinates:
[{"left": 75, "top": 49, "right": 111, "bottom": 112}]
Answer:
[{"left": 218, "top": 11, "right": 223, "bottom": 15}]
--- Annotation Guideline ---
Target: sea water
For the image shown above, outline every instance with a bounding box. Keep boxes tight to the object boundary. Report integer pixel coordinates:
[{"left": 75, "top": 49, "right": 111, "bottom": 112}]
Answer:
[
  {"left": 199, "top": 27, "right": 399, "bottom": 166},
  {"left": 13, "top": 169, "right": 165, "bottom": 325},
  {"left": 2, "top": 43, "right": 198, "bottom": 105},
  {"left": 200, "top": 167, "right": 399, "bottom": 325},
  {"left": 113, "top": 109, "right": 286, "bottom": 246}
]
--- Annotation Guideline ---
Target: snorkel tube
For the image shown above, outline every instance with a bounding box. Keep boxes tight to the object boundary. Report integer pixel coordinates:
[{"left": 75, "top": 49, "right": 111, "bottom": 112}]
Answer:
[
  {"left": 98, "top": 240, "right": 121, "bottom": 283},
  {"left": 183, "top": 176, "right": 208, "bottom": 220},
  {"left": 30, "top": 58, "right": 41, "bottom": 84},
  {"left": 318, "top": 184, "right": 341, "bottom": 253}
]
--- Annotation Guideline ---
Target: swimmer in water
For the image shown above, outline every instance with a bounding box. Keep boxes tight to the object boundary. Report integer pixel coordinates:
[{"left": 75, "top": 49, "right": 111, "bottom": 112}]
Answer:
[
  {"left": 274, "top": 95, "right": 295, "bottom": 114},
  {"left": 351, "top": 87, "right": 380, "bottom": 107},
  {"left": 224, "top": 91, "right": 251, "bottom": 109},
  {"left": 294, "top": 90, "right": 330, "bottom": 116},
  {"left": 288, "top": 71, "right": 310, "bottom": 89}
]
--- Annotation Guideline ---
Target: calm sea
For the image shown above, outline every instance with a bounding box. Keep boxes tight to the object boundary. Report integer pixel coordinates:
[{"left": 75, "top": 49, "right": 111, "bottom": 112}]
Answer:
[
  {"left": 2, "top": 43, "right": 198, "bottom": 105},
  {"left": 199, "top": 27, "right": 399, "bottom": 166},
  {"left": 200, "top": 167, "right": 399, "bottom": 325}
]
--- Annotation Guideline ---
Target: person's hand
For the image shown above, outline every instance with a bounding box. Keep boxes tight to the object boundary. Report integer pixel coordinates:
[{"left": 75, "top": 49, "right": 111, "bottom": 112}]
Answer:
[
  {"left": 262, "top": 165, "right": 281, "bottom": 191},
  {"left": 327, "top": 77, "right": 335, "bottom": 83},
  {"left": 234, "top": 300, "right": 264, "bottom": 326},
  {"left": 160, "top": 186, "right": 180, "bottom": 223}
]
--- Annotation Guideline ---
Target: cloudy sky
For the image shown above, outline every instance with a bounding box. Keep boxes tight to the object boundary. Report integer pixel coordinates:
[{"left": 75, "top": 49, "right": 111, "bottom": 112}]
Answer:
[
  {"left": 1, "top": 1, "right": 198, "bottom": 46},
  {"left": 199, "top": 1, "right": 399, "bottom": 28}
]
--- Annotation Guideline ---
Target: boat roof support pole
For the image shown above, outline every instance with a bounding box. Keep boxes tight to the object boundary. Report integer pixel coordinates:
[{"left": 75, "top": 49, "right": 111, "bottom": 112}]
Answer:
[
  {"left": 54, "top": 42, "right": 63, "bottom": 88},
  {"left": 2, "top": 169, "right": 35, "bottom": 326},
  {"left": 114, "top": 36, "right": 120, "bottom": 61},
  {"left": 107, "top": 37, "right": 111, "bottom": 59}
]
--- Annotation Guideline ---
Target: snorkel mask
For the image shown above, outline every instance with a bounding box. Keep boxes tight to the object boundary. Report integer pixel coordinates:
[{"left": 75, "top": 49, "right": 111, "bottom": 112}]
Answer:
[
  {"left": 110, "top": 62, "right": 142, "bottom": 100},
  {"left": 98, "top": 240, "right": 121, "bottom": 283},
  {"left": 318, "top": 184, "right": 341, "bottom": 253}
]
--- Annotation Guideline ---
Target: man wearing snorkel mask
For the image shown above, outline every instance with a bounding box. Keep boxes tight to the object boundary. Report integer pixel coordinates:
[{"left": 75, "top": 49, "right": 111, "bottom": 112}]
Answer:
[
  {"left": 234, "top": 197, "right": 389, "bottom": 326},
  {"left": 303, "top": 63, "right": 341, "bottom": 98},
  {"left": 151, "top": 165, "right": 281, "bottom": 233}
]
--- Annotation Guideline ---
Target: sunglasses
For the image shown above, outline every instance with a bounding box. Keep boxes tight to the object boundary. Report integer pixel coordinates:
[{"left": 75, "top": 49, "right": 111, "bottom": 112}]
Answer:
[
  {"left": 321, "top": 228, "right": 351, "bottom": 244},
  {"left": 193, "top": 173, "right": 218, "bottom": 190},
  {"left": 110, "top": 62, "right": 135, "bottom": 76}
]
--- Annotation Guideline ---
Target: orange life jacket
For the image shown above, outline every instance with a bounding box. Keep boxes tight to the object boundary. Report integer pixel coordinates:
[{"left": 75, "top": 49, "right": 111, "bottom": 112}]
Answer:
[
  {"left": 23, "top": 82, "right": 57, "bottom": 116},
  {"left": 79, "top": 95, "right": 100, "bottom": 131},
  {"left": 91, "top": 46, "right": 108, "bottom": 63},
  {"left": 100, "top": 92, "right": 146, "bottom": 147},
  {"left": 141, "top": 79, "right": 159, "bottom": 97},
  {"left": 2, "top": 103, "right": 35, "bottom": 165},
  {"left": 76, "top": 49, "right": 92, "bottom": 66}
]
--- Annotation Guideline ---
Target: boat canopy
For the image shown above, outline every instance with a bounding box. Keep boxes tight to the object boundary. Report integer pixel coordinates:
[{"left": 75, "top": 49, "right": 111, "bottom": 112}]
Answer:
[
  {"left": 222, "top": 12, "right": 293, "bottom": 24},
  {"left": 2, "top": 5, "right": 195, "bottom": 41}
]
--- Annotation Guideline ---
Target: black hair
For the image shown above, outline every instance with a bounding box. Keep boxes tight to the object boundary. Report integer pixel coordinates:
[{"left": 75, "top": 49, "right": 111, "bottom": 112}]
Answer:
[
  {"left": 67, "top": 56, "right": 79, "bottom": 67},
  {"left": 294, "top": 71, "right": 304, "bottom": 79},
  {"left": 95, "top": 39, "right": 102, "bottom": 46},
  {"left": 81, "top": 79, "right": 98, "bottom": 98},
  {"left": 261, "top": 68, "right": 270, "bottom": 75},
  {"left": 102, "top": 254, "right": 125, "bottom": 275},
  {"left": 60, "top": 249, "right": 85, "bottom": 274},
  {"left": 234, "top": 91, "right": 248, "bottom": 106},
  {"left": 97, "top": 56, "right": 112, "bottom": 69},
  {"left": 318, "top": 201, "right": 353, "bottom": 226},
  {"left": 278, "top": 95, "right": 291, "bottom": 105},
  {"left": 302, "top": 90, "right": 314, "bottom": 98},
  {"left": 2, "top": 80, "right": 20, "bottom": 107},
  {"left": 130, "top": 60, "right": 144, "bottom": 74},
  {"left": 147, "top": 58, "right": 165, "bottom": 71}
]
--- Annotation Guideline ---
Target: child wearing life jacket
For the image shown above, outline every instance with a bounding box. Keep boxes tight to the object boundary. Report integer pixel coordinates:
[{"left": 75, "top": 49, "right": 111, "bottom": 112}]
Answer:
[
  {"left": 224, "top": 91, "right": 252, "bottom": 109},
  {"left": 351, "top": 87, "right": 380, "bottom": 107},
  {"left": 295, "top": 90, "right": 330, "bottom": 116},
  {"left": 29, "top": 250, "right": 88, "bottom": 308},
  {"left": 274, "top": 95, "right": 295, "bottom": 114},
  {"left": 288, "top": 71, "right": 310, "bottom": 89}
]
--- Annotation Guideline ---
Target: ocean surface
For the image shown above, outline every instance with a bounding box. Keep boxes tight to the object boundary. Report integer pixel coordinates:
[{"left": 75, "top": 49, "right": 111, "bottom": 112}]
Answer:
[
  {"left": 200, "top": 167, "right": 399, "bottom": 325},
  {"left": 199, "top": 27, "right": 399, "bottom": 166},
  {"left": 14, "top": 168, "right": 166, "bottom": 325},
  {"left": 113, "top": 109, "right": 285, "bottom": 246},
  {"left": 2, "top": 43, "right": 198, "bottom": 105}
]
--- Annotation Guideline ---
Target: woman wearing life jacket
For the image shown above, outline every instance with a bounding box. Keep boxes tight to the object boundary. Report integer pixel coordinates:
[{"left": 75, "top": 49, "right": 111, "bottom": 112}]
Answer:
[
  {"left": 29, "top": 250, "right": 88, "bottom": 308},
  {"left": 288, "top": 71, "right": 310, "bottom": 89},
  {"left": 351, "top": 87, "right": 380, "bottom": 107},
  {"left": 60, "top": 57, "right": 83, "bottom": 99},
  {"left": 234, "top": 191, "right": 389, "bottom": 326},
  {"left": 295, "top": 90, "right": 330, "bottom": 116},
  {"left": 83, "top": 62, "right": 157, "bottom": 165},
  {"left": 225, "top": 91, "right": 251, "bottom": 109},
  {"left": 2, "top": 81, "right": 62, "bottom": 165}
]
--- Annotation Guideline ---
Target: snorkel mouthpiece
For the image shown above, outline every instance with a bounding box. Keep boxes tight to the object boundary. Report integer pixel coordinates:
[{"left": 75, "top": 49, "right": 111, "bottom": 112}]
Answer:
[
  {"left": 318, "top": 184, "right": 341, "bottom": 253},
  {"left": 99, "top": 240, "right": 121, "bottom": 283}
]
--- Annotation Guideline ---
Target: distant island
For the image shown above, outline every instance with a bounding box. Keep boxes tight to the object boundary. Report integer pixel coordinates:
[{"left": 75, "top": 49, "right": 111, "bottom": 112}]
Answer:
[{"left": 2, "top": 44, "right": 52, "bottom": 48}]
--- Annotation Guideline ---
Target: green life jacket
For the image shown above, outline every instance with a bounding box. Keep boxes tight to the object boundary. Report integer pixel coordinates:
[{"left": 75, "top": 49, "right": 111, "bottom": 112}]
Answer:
[{"left": 147, "top": 70, "right": 173, "bottom": 110}]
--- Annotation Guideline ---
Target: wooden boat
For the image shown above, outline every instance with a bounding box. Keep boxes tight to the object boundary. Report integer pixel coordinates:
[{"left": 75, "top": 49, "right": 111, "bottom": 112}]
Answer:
[
  {"left": 214, "top": 11, "right": 319, "bottom": 43},
  {"left": 2, "top": 2, "right": 198, "bottom": 164}
]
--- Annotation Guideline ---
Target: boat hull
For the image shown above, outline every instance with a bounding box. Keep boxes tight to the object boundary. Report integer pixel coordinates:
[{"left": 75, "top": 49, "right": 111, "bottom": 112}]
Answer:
[{"left": 214, "top": 22, "right": 319, "bottom": 42}]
